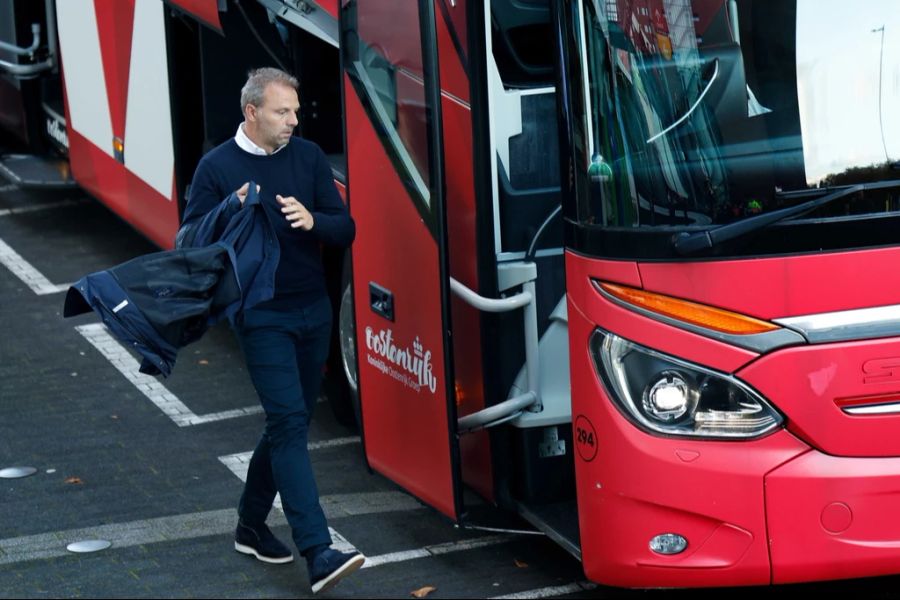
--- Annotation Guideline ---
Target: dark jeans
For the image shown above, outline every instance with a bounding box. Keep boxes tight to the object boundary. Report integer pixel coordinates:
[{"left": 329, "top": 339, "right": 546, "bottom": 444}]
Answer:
[{"left": 234, "top": 295, "right": 333, "bottom": 554}]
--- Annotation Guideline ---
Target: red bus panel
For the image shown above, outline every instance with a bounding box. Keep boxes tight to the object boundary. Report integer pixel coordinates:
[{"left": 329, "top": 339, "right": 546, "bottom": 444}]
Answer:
[
  {"left": 435, "top": 0, "right": 492, "bottom": 502},
  {"left": 57, "top": 0, "right": 180, "bottom": 248},
  {"left": 566, "top": 251, "right": 809, "bottom": 587},
  {"left": 767, "top": 451, "right": 900, "bottom": 584},
  {"left": 344, "top": 74, "right": 458, "bottom": 519}
]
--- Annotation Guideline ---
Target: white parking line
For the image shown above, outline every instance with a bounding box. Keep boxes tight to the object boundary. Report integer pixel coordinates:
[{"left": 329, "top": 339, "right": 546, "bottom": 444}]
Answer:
[
  {"left": 0, "top": 507, "right": 248, "bottom": 566},
  {"left": 219, "top": 451, "right": 514, "bottom": 570},
  {"left": 220, "top": 452, "right": 363, "bottom": 554},
  {"left": 362, "top": 535, "right": 511, "bottom": 569},
  {"left": 0, "top": 477, "right": 513, "bottom": 576},
  {"left": 0, "top": 200, "right": 87, "bottom": 294},
  {"left": 219, "top": 451, "right": 416, "bottom": 520},
  {"left": 307, "top": 436, "right": 361, "bottom": 450},
  {"left": 76, "top": 323, "right": 262, "bottom": 426},
  {"left": 0, "top": 236, "right": 70, "bottom": 295},
  {"left": 219, "top": 437, "right": 359, "bottom": 463},
  {"left": 490, "top": 582, "right": 598, "bottom": 599},
  {"left": 0, "top": 198, "right": 83, "bottom": 217}
]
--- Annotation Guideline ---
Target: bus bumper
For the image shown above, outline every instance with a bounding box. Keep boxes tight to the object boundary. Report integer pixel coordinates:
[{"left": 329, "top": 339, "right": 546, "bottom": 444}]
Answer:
[
  {"left": 579, "top": 421, "right": 900, "bottom": 587},
  {"left": 766, "top": 451, "right": 900, "bottom": 584},
  {"left": 575, "top": 418, "right": 802, "bottom": 588}
]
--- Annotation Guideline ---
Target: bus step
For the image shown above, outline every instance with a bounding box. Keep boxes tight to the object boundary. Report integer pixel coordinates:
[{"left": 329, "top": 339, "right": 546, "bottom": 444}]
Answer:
[
  {"left": 0, "top": 154, "right": 76, "bottom": 189},
  {"left": 516, "top": 499, "right": 582, "bottom": 561}
]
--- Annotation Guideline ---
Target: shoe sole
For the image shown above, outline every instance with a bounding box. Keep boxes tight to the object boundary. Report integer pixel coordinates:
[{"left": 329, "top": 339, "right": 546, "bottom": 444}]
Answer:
[
  {"left": 234, "top": 541, "right": 294, "bottom": 564},
  {"left": 311, "top": 553, "right": 366, "bottom": 594}
]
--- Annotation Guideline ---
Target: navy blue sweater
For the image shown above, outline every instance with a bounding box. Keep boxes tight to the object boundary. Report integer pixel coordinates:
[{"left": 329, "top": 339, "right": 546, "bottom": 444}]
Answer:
[{"left": 183, "top": 137, "right": 354, "bottom": 310}]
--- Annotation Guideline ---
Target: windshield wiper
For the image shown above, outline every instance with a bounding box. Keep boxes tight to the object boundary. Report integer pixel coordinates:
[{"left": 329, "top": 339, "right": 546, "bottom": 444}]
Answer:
[
  {"left": 647, "top": 59, "right": 719, "bottom": 144},
  {"left": 673, "top": 180, "right": 900, "bottom": 255}
]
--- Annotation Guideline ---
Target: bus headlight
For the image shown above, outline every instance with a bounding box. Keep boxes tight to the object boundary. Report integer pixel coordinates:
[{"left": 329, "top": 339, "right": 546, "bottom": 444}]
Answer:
[
  {"left": 591, "top": 330, "right": 782, "bottom": 439},
  {"left": 643, "top": 371, "right": 695, "bottom": 421}
]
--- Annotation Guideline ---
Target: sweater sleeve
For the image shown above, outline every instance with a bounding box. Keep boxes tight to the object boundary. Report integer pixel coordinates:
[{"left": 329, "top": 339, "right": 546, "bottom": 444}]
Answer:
[
  {"left": 176, "top": 157, "right": 242, "bottom": 248},
  {"left": 308, "top": 146, "right": 356, "bottom": 248}
]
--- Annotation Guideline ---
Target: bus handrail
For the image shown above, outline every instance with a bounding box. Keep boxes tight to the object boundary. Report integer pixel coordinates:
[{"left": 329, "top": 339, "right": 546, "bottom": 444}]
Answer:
[
  {"left": 0, "top": 11, "right": 57, "bottom": 80},
  {"left": 0, "top": 23, "right": 41, "bottom": 56},
  {"left": 449, "top": 275, "right": 541, "bottom": 432},
  {"left": 448, "top": 277, "right": 532, "bottom": 312},
  {"left": 0, "top": 57, "right": 54, "bottom": 78},
  {"left": 457, "top": 392, "right": 537, "bottom": 433}
]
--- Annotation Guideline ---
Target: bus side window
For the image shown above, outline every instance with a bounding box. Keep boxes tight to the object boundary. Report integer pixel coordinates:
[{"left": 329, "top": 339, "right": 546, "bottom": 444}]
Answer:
[
  {"left": 342, "top": 0, "right": 432, "bottom": 206},
  {"left": 491, "top": 0, "right": 555, "bottom": 88},
  {"left": 498, "top": 91, "right": 562, "bottom": 253}
]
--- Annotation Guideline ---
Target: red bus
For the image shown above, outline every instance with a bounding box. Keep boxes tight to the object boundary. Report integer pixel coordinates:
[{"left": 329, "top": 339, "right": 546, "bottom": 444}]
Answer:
[
  {"left": 0, "top": 0, "right": 354, "bottom": 423},
  {"left": 4, "top": 0, "right": 900, "bottom": 588}
]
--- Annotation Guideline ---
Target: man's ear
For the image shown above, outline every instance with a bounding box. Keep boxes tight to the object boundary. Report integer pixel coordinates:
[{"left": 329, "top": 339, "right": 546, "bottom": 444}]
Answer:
[{"left": 244, "top": 104, "right": 257, "bottom": 123}]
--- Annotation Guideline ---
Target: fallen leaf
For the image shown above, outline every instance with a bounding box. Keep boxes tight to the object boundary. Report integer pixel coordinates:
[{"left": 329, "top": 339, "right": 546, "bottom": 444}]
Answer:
[
  {"left": 198, "top": 359, "right": 209, "bottom": 365},
  {"left": 514, "top": 559, "right": 529, "bottom": 568},
  {"left": 110, "top": 415, "right": 119, "bottom": 420},
  {"left": 64, "top": 477, "right": 83, "bottom": 485},
  {"left": 411, "top": 585, "right": 437, "bottom": 598}
]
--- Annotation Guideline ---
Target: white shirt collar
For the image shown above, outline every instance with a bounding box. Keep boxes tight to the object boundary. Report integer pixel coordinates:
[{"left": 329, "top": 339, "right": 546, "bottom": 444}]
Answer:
[{"left": 235, "top": 122, "right": 287, "bottom": 155}]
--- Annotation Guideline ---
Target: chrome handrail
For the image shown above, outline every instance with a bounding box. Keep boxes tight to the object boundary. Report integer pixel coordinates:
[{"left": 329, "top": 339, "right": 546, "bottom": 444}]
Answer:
[{"left": 450, "top": 273, "right": 541, "bottom": 433}]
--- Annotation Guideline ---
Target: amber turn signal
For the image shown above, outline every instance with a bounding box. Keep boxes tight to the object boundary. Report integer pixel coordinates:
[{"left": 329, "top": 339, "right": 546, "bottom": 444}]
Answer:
[{"left": 598, "top": 282, "right": 778, "bottom": 335}]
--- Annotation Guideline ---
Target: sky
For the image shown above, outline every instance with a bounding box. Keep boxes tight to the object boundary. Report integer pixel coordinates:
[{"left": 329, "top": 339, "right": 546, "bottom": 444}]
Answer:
[{"left": 797, "top": 0, "right": 900, "bottom": 184}]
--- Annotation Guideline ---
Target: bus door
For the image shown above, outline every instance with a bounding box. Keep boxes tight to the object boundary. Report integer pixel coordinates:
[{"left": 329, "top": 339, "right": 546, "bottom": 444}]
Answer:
[{"left": 340, "top": 0, "right": 462, "bottom": 520}]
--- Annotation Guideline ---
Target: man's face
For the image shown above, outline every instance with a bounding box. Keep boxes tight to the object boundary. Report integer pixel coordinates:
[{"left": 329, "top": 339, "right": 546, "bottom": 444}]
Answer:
[{"left": 245, "top": 82, "right": 300, "bottom": 152}]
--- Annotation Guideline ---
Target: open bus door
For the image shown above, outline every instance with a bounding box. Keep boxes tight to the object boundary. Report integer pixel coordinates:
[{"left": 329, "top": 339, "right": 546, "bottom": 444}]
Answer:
[{"left": 339, "top": 0, "right": 463, "bottom": 520}]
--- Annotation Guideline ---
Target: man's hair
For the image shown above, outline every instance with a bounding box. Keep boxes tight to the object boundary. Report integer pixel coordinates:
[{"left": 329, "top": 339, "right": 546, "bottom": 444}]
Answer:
[{"left": 240, "top": 67, "right": 299, "bottom": 110}]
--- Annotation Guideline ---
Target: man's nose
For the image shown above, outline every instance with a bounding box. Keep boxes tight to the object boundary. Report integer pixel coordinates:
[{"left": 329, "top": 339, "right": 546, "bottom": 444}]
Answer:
[{"left": 288, "top": 113, "right": 299, "bottom": 127}]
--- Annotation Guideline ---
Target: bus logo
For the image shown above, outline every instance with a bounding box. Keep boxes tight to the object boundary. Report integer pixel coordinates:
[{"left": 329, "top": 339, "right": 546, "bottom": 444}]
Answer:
[
  {"left": 863, "top": 357, "right": 900, "bottom": 385},
  {"left": 46, "top": 115, "right": 69, "bottom": 150},
  {"left": 365, "top": 327, "right": 437, "bottom": 394}
]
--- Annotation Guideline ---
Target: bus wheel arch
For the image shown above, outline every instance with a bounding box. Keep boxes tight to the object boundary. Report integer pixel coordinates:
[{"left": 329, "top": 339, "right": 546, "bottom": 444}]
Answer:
[{"left": 324, "top": 251, "right": 360, "bottom": 430}]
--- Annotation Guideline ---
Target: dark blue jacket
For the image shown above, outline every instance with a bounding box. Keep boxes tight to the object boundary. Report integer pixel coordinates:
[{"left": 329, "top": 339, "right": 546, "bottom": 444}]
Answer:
[
  {"left": 184, "top": 137, "right": 354, "bottom": 308},
  {"left": 175, "top": 181, "right": 280, "bottom": 311},
  {"left": 64, "top": 184, "right": 278, "bottom": 377}
]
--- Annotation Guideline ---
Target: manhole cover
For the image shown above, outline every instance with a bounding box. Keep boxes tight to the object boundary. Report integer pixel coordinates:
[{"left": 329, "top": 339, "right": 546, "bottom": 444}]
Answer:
[
  {"left": 0, "top": 467, "right": 37, "bottom": 479},
  {"left": 66, "top": 540, "right": 112, "bottom": 553}
]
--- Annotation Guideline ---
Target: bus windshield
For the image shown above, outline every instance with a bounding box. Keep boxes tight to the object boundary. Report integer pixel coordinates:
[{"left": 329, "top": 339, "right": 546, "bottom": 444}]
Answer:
[{"left": 573, "top": 0, "right": 900, "bottom": 245}]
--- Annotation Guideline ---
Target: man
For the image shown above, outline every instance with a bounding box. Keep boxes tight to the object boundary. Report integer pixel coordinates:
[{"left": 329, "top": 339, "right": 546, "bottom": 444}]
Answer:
[{"left": 182, "top": 67, "right": 363, "bottom": 595}]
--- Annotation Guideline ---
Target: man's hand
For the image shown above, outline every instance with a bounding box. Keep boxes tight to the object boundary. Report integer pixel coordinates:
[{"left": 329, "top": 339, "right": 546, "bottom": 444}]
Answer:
[
  {"left": 235, "top": 182, "right": 260, "bottom": 206},
  {"left": 277, "top": 194, "right": 315, "bottom": 231}
]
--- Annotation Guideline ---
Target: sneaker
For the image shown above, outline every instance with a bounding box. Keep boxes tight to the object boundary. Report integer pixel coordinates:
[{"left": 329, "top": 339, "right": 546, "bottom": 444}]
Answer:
[
  {"left": 234, "top": 520, "right": 294, "bottom": 564},
  {"left": 309, "top": 548, "right": 366, "bottom": 594}
]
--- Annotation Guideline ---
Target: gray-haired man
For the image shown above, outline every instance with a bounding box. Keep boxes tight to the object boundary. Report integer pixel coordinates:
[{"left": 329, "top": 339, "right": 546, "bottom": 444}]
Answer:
[{"left": 182, "top": 67, "right": 364, "bottom": 594}]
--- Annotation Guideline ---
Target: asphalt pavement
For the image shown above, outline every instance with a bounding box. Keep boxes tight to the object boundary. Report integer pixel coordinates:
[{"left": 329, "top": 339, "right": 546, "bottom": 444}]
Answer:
[
  {"left": 0, "top": 179, "right": 603, "bottom": 599},
  {"left": 4, "top": 178, "right": 900, "bottom": 599}
]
